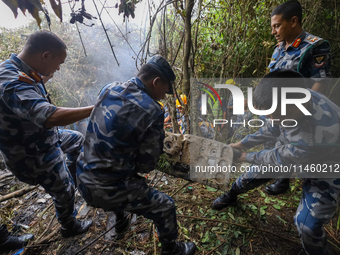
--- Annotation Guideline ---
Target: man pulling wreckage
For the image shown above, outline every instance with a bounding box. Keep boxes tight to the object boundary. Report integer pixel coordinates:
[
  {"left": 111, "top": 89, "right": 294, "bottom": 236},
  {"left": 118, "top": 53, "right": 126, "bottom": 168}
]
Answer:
[
  {"left": 212, "top": 69, "right": 340, "bottom": 255},
  {"left": 77, "top": 55, "right": 196, "bottom": 255}
]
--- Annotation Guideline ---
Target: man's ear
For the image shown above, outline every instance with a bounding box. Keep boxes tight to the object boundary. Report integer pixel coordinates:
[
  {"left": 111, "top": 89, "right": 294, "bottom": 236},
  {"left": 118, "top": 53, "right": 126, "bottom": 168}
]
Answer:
[
  {"left": 153, "top": 77, "right": 161, "bottom": 86},
  {"left": 41, "top": 51, "right": 52, "bottom": 62},
  {"left": 290, "top": 16, "right": 299, "bottom": 28}
]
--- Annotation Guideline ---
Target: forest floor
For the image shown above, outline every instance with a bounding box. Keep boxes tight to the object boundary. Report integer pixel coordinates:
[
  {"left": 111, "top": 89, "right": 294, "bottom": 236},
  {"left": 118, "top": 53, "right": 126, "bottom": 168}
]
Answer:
[{"left": 1, "top": 167, "right": 340, "bottom": 255}]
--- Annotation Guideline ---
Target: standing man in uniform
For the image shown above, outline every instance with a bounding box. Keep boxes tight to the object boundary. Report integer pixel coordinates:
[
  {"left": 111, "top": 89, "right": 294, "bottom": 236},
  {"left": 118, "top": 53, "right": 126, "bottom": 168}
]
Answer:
[
  {"left": 0, "top": 31, "right": 93, "bottom": 243},
  {"left": 77, "top": 55, "right": 196, "bottom": 255},
  {"left": 266, "top": 0, "right": 331, "bottom": 195}
]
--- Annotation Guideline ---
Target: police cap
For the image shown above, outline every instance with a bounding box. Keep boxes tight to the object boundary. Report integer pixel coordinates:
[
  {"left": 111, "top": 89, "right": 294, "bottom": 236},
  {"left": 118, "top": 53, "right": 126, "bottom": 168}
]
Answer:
[{"left": 147, "top": 55, "right": 176, "bottom": 94}]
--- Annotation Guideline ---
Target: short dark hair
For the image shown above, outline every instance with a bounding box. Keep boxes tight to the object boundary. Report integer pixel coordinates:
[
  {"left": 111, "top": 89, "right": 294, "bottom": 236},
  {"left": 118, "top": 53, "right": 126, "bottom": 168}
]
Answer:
[
  {"left": 271, "top": 0, "right": 302, "bottom": 24},
  {"left": 253, "top": 69, "right": 306, "bottom": 110},
  {"left": 24, "top": 30, "right": 67, "bottom": 55},
  {"left": 137, "top": 64, "right": 169, "bottom": 84}
]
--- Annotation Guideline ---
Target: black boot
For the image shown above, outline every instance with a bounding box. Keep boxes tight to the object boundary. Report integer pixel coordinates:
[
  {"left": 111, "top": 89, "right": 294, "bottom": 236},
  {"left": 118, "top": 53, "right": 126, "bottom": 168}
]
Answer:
[
  {"left": 114, "top": 212, "right": 131, "bottom": 240},
  {"left": 265, "top": 178, "right": 290, "bottom": 195},
  {"left": 61, "top": 219, "right": 93, "bottom": 238},
  {"left": 161, "top": 242, "right": 196, "bottom": 255},
  {"left": 0, "top": 224, "right": 34, "bottom": 253},
  {"left": 211, "top": 188, "right": 238, "bottom": 210}
]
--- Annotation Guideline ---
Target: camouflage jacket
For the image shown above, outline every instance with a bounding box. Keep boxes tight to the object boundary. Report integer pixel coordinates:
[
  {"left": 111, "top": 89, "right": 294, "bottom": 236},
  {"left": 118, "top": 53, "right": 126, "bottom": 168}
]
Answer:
[
  {"left": 0, "top": 54, "right": 58, "bottom": 174},
  {"left": 77, "top": 77, "right": 164, "bottom": 186},
  {"left": 269, "top": 30, "right": 331, "bottom": 85},
  {"left": 241, "top": 89, "right": 340, "bottom": 181}
]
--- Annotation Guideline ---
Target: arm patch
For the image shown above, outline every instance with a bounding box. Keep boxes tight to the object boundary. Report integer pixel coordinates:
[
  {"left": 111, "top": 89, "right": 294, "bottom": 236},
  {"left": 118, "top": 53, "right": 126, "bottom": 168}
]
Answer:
[{"left": 314, "top": 54, "right": 327, "bottom": 68}]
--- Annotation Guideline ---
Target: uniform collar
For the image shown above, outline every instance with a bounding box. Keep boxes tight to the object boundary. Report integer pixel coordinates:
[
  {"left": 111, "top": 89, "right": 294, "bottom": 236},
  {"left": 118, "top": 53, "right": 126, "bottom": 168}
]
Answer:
[
  {"left": 129, "top": 77, "right": 147, "bottom": 93},
  {"left": 10, "top": 54, "right": 42, "bottom": 82},
  {"left": 280, "top": 30, "right": 307, "bottom": 51}
]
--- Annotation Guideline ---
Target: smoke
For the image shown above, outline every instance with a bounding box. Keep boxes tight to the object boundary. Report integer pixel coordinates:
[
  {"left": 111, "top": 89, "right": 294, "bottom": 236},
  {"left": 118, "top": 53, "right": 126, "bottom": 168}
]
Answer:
[{"left": 51, "top": 18, "right": 148, "bottom": 107}]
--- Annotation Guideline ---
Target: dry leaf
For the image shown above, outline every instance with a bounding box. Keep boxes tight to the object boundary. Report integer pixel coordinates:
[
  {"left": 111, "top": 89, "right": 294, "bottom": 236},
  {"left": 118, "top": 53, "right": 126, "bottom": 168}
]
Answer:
[
  {"left": 2, "top": 0, "right": 19, "bottom": 18},
  {"left": 49, "top": 0, "right": 62, "bottom": 22}
]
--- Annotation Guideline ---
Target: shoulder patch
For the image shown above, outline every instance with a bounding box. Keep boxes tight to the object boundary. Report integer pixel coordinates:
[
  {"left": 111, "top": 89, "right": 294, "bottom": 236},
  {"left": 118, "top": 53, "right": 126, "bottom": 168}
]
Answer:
[
  {"left": 305, "top": 35, "right": 322, "bottom": 44},
  {"left": 314, "top": 54, "right": 327, "bottom": 67}
]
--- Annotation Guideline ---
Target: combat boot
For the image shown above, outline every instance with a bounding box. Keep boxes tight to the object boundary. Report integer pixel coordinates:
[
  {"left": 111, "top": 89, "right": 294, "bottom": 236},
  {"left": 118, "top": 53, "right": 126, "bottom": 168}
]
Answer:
[
  {"left": 265, "top": 178, "right": 289, "bottom": 195},
  {"left": 61, "top": 219, "right": 93, "bottom": 238},
  {"left": 211, "top": 189, "right": 238, "bottom": 210},
  {"left": 161, "top": 241, "right": 196, "bottom": 255},
  {"left": 0, "top": 224, "right": 34, "bottom": 253}
]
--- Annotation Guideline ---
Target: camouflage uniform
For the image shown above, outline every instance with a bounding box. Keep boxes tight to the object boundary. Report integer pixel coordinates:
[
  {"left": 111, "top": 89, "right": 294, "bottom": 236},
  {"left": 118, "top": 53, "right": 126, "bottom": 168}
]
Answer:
[
  {"left": 230, "top": 90, "right": 340, "bottom": 255},
  {"left": 0, "top": 54, "right": 83, "bottom": 226},
  {"left": 77, "top": 77, "right": 178, "bottom": 243},
  {"left": 269, "top": 30, "right": 331, "bottom": 84},
  {"left": 228, "top": 110, "right": 254, "bottom": 142},
  {"left": 266, "top": 30, "right": 332, "bottom": 195},
  {"left": 266, "top": 30, "right": 331, "bottom": 147},
  {"left": 163, "top": 106, "right": 172, "bottom": 132},
  {"left": 179, "top": 114, "right": 188, "bottom": 134}
]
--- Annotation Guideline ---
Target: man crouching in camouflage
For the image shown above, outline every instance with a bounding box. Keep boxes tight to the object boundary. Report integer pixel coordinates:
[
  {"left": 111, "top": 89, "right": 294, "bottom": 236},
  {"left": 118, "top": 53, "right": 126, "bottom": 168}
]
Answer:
[
  {"left": 76, "top": 55, "right": 196, "bottom": 255},
  {"left": 0, "top": 31, "right": 93, "bottom": 252},
  {"left": 212, "top": 69, "right": 339, "bottom": 255}
]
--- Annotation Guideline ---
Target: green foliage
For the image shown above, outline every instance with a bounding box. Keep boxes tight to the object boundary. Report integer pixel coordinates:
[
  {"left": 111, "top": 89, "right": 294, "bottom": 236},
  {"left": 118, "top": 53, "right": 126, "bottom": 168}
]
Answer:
[
  {"left": 194, "top": 0, "right": 280, "bottom": 78},
  {"left": 206, "top": 186, "right": 218, "bottom": 192},
  {"left": 0, "top": 27, "right": 29, "bottom": 62},
  {"left": 156, "top": 154, "right": 173, "bottom": 172},
  {"left": 276, "top": 215, "right": 287, "bottom": 224},
  {"left": 161, "top": 0, "right": 340, "bottom": 106}
]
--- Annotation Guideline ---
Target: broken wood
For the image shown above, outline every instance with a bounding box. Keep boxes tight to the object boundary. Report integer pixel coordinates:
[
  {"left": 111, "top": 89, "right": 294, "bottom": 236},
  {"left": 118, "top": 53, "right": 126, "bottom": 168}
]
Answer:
[
  {"left": 169, "top": 181, "right": 191, "bottom": 197},
  {"left": 21, "top": 226, "right": 60, "bottom": 255},
  {"left": 74, "top": 213, "right": 129, "bottom": 255},
  {"left": 0, "top": 185, "right": 38, "bottom": 202},
  {"left": 0, "top": 177, "right": 15, "bottom": 188},
  {"left": 0, "top": 171, "right": 13, "bottom": 181},
  {"left": 36, "top": 214, "right": 56, "bottom": 242},
  {"left": 36, "top": 226, "right": 60, "bottom": 244}
]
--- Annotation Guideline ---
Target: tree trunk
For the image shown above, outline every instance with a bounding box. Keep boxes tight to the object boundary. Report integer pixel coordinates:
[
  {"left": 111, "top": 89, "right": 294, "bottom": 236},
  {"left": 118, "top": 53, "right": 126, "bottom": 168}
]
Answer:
[{"left": 182, "top": 0, "right": 195, "bottom": 133}]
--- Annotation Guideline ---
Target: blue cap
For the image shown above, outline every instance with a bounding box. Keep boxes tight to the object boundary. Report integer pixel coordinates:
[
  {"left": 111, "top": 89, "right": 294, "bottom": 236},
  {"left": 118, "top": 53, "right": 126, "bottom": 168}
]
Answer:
[{"left": 147, "top": 55, "right": 176, "bottom": 94}]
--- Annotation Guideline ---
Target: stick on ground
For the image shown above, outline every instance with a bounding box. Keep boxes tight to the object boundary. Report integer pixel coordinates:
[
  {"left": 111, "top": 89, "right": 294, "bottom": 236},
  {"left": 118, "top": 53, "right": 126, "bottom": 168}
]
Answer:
[{"left": 0, "top": 185, "right": 38, "bottom": 202}]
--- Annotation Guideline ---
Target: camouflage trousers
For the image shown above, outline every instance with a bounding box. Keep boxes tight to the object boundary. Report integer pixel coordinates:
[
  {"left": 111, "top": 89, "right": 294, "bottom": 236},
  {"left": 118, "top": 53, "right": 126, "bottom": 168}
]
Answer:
[
  {"left": 294, "top": 180, "right": 339, "bottom": 255},
  {"left": 231, "top": 165, "right": 339, "bottom": 255},
  {"left": 7, "top": 129, "right": 84, "bottom": 226},
  {"left": 78, "top": 174, "right": 178, "bottom": 243}
]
